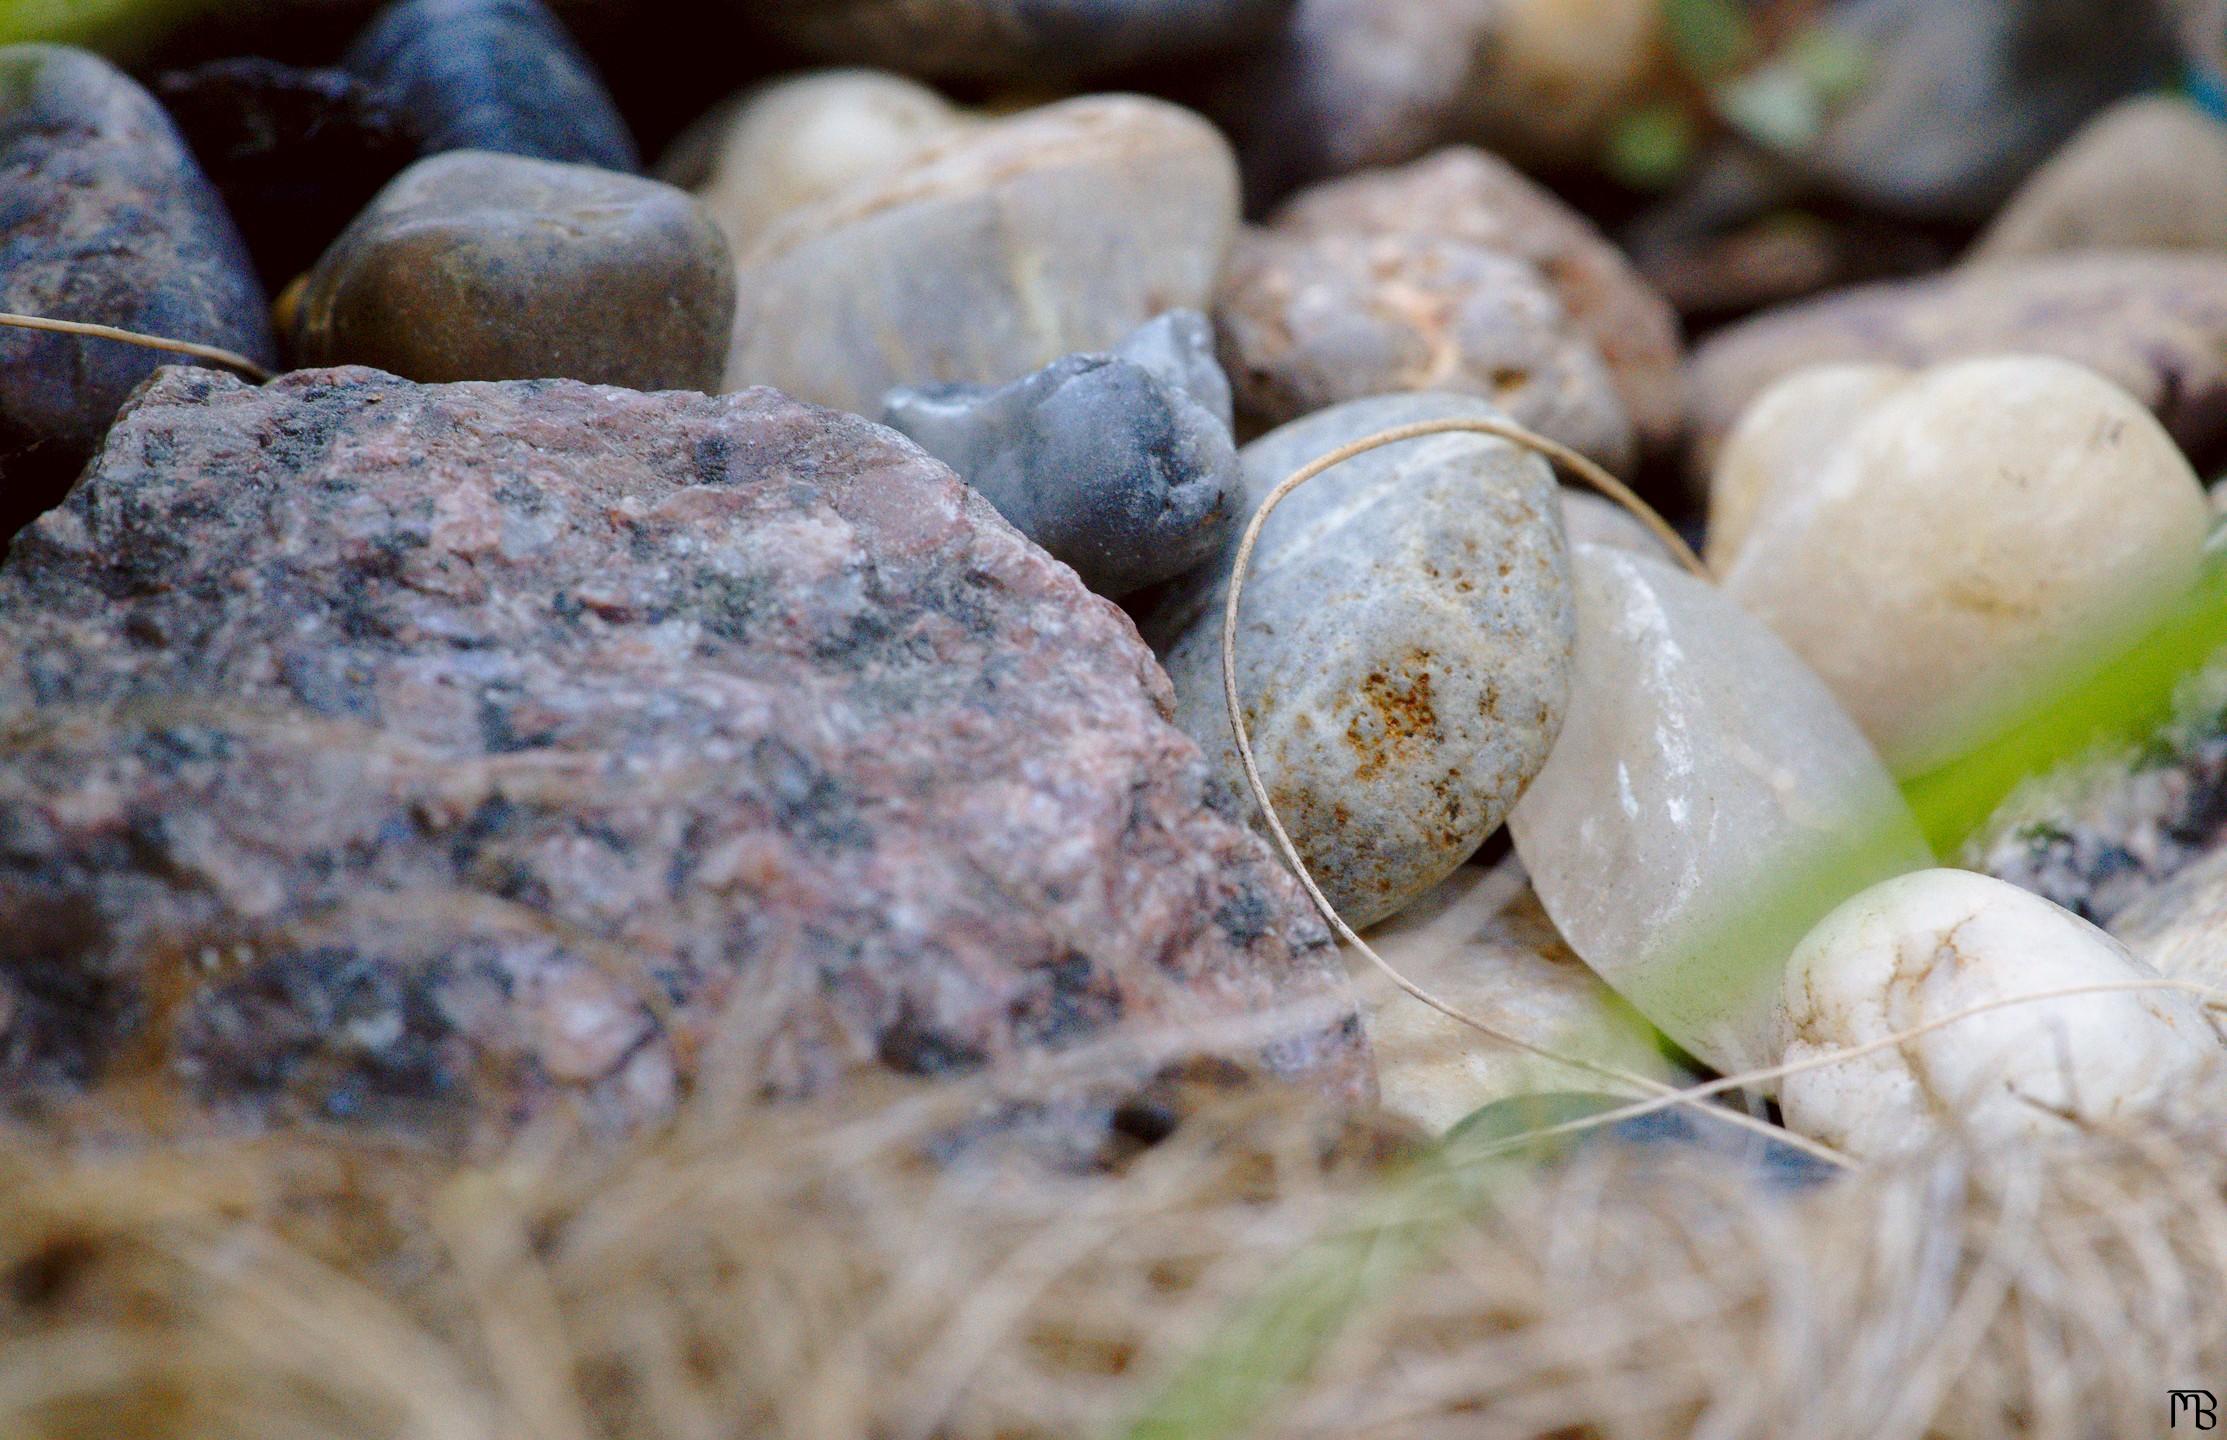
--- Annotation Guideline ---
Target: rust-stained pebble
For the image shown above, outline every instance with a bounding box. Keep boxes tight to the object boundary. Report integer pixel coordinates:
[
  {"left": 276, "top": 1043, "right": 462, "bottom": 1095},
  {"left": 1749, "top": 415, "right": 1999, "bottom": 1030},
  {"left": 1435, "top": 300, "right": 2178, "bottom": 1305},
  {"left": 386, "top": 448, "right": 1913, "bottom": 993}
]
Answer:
[{"left": 1146, "top": 391, "right": 1575, "bottom": 929}]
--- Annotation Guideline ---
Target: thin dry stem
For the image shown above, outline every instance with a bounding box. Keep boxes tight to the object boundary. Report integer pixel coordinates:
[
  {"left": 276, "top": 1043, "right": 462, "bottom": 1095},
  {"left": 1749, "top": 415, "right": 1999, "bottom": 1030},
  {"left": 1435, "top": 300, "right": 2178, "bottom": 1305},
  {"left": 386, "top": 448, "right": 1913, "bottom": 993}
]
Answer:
[
  {"left": 1219, "top": 417, "right": 1825, "bottom": 1163},
  {"left": 0, "top": 311, "right": 275, "bottom": 383}
]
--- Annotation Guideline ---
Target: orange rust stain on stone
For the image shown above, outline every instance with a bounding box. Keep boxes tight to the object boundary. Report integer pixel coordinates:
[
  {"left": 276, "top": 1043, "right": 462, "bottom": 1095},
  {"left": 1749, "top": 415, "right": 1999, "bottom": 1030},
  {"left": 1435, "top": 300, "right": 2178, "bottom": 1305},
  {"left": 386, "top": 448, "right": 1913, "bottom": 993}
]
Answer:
[{"left": 1346, "top": 655, "right": 1441, "bottom": 782}]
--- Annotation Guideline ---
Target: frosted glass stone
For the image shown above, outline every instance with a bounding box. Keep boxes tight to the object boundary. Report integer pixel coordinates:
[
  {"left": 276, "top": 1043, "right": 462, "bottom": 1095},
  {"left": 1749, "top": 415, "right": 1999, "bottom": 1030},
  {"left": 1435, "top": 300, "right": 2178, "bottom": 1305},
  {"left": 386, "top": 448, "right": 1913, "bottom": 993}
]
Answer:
[
  {"left": 1509, "top": 543, "right": 1931, "bottom": 1075},
  {"left": 1779, "top": 869, "right": 2221, "bottom": 1158}
]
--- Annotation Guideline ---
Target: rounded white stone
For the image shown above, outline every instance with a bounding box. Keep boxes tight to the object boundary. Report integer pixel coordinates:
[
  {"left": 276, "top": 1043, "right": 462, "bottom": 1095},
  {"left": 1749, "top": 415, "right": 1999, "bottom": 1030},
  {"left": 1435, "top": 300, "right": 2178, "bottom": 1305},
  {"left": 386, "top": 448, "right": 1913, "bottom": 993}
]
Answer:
[
  {"left": 1705, "top": 361, "right": 1906, "bottom": 570},
  {"left": 1778, "top": 868, "right": 2222, "bottom": 1158},
  {"left": 692, "top": 69, "right": 971, "bottom": 251},
  {"left": 1719, "top": 355, "right": 2211, "bottom": 774}
]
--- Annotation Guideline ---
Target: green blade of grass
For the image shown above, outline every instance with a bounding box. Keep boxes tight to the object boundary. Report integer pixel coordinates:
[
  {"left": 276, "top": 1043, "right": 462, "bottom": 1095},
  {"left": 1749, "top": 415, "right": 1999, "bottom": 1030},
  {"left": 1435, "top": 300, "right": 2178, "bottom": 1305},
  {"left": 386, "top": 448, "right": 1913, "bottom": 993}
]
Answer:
[{"left": 1121, "top": 554, "right": 2227, "bottom": 1440}]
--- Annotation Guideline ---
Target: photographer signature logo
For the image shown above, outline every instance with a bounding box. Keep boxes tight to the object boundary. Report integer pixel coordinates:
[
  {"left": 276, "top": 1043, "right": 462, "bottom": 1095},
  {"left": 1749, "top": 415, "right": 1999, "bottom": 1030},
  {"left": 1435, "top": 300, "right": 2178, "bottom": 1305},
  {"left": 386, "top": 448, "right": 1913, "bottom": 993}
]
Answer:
[{"left": 2173, "top": 1390, "right": 2218, "bottom": 1429}]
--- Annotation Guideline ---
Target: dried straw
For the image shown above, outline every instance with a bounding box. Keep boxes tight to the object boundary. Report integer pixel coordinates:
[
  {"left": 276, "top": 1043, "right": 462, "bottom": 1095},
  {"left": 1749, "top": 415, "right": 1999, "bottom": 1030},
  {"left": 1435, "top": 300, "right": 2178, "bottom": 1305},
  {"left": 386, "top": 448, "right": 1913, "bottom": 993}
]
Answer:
[
  {"left": 0, "top": 311, "right": 275, "bottom": 382},
  {"left": 1, "top": 1058, "right": 2224, "bottom": 1440}
]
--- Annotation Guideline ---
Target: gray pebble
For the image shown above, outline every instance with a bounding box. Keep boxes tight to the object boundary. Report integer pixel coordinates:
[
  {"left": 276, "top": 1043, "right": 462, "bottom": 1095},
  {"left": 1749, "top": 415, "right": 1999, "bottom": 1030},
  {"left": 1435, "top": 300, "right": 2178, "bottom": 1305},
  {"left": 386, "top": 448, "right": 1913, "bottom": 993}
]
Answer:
[
  {"left": 884, "top": 312, "right": 1240, "bottom": 598},
  {"left": 1148, "top": 392, "right": 1576, "bottom": 929}
]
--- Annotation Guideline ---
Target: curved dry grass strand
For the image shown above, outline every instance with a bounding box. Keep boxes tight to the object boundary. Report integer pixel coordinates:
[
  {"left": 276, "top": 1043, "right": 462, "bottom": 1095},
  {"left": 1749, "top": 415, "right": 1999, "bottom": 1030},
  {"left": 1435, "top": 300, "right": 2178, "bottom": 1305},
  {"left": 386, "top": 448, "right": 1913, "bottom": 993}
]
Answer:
[
  {"left": 0, "top": 310, "right": 275, "bottom": 383},
  {"left": 1219, "top": 417, "right": 1835, "bottom": 1166}
]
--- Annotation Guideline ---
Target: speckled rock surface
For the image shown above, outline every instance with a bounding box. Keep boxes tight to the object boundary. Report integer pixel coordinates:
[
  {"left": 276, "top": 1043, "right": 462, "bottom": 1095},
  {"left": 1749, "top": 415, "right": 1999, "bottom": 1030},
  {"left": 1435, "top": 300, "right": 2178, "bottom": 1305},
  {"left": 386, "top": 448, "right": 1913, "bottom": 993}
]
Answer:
[
  {"left": 0, "top": 367, "right": 1368, "bottom": 1151},
  {"left": 0, "top": 45, "right": 275, "bottom": 536},
  {"left": 345, "top": 0, "right": 637, "bottom": 172},
  {"left": 1509, "top": 544, "right": 1930, "bottom": 1076},
  {"left": 1148, "top": 391, "right": 1576, "bottom": 930},
  {"left": 882, "top": 311, "right": 1240, "bottom": 598},
  {"left": 294, "top": 151, "right": 735, "bottom": 390},
  {"left": 726, "top": 95, "right": 1241, "bottom": 417},
  {"left": 1215, "top": 226, "right": 1635, "bottom": 474},
  {"left": 1969, "top": 646, "right": 2227, "bottom": 926},
  {"left": 1687, "top": 253, "right": 2227, "bottom": 478},
  {"left": 1969, "top": 97, "right": 2227, "bottom": 264},
  {"left": 1271, "top": 148, "right": 1684, "bottom": 456},
  {"left": 749, "top": 0, "right": 1291, "bottom": 82}
]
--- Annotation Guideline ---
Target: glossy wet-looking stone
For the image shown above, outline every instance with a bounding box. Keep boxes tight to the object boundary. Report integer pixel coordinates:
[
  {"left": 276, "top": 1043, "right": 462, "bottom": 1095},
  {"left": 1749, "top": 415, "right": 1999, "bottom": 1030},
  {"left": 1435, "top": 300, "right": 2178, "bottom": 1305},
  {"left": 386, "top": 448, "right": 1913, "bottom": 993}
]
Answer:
[{"left": 293, "top": 149, "right": 735, "bottom": 390}]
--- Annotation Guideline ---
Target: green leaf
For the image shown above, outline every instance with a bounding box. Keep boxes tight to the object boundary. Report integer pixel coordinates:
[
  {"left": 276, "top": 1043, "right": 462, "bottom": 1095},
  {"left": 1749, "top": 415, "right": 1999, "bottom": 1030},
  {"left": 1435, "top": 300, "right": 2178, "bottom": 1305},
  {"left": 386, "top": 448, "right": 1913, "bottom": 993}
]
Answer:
[
  {"left": 0, "top": 0, "right": 209, "bottom": 55},
  {"left": 1664, "top": 0, "right": 1757, "bottom": 80},
  {"left": 1715, "top": 62, "right": 1824, "bottom": 151},
  {"left": 1605, "top": 102, "right": 1698, "bottom": 189}
]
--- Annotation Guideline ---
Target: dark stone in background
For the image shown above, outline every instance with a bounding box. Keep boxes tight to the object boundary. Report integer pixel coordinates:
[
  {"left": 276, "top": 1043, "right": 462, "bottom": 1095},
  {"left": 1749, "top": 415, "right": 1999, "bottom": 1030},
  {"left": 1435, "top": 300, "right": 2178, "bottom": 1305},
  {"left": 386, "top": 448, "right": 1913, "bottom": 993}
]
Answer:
[
  {"left": 344, "top": 0, "right": 639, "bottom": 172},
  {"left": 0, "top": 44, "right": 274, "bottom": 540},
  {"left": 155, "top": 57, "right": 423, "bottom": 288}
]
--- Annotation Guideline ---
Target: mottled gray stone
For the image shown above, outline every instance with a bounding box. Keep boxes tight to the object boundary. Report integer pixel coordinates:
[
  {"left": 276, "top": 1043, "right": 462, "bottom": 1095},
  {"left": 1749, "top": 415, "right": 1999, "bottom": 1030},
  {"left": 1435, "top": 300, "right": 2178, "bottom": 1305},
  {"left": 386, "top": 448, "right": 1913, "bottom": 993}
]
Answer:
[
  {"left": 346, "top": 0, "right": 637, "bottom": 172},
  {"left": 1214, "top": 226, "right": 1636, "bottom": 475},
  {"left": 883, "top": 312, "right": 1240, "bottom": 598},
  {"left": 294, "top": 151, "right": 734, "bottom": 391},
  {"left": 0, "top": 367, "right": 1369, "bottom": 1152},
  {"left": 726, "top": 95, "right": 1241, "bottom": 417},
  {"left": 0, "top": 45, "right": 275, "bottom": 535},
  {"left": 1148, "top": 392, "right": 1576, "bottom": 930}
]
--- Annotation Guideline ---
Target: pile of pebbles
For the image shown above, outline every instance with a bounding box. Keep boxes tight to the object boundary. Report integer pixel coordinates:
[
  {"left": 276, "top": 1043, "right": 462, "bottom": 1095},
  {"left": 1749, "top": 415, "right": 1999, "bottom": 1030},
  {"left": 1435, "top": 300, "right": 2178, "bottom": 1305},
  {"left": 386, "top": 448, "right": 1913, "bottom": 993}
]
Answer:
[{"left": 3, "top": 0, "right": 2225, "bottom": 1167}]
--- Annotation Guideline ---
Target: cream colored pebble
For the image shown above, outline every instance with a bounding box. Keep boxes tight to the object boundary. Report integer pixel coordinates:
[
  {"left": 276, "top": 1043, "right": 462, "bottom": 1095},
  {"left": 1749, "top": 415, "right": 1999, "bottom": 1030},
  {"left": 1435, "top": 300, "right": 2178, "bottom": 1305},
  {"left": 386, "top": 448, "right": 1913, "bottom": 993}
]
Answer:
[
  {"left": 1778, "top": 869, "right": 2221, "bottom": 1159},
  {"left": 1718, "top": 355, "right": 2211, "bottom": 774}
]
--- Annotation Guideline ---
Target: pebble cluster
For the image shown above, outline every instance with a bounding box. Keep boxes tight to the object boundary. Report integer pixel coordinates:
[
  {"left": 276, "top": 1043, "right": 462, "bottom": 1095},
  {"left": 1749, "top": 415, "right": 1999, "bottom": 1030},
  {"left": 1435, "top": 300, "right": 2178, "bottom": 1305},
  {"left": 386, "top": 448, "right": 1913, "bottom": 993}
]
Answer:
[{"left": 3, "top": 0, "right": 2226, "bottom": 1163}]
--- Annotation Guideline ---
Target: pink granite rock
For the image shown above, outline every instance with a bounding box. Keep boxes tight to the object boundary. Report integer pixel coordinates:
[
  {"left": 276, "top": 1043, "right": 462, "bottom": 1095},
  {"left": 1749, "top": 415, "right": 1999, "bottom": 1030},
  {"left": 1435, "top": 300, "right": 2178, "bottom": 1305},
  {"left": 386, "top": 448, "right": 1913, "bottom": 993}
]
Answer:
[{"left": 0, "top": 367, "right": 1366, "bottom": 1153}]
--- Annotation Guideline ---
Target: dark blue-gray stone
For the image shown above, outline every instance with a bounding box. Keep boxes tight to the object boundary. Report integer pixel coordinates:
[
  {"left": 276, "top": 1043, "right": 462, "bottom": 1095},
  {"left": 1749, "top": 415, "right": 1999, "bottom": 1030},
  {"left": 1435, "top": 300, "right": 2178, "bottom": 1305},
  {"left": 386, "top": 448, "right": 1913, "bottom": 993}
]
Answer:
[
  {"left": 0, "top": 45, "right": 276, "bottom": 539},
  {"left": 1445, "top": 1091, "right": 1836, "bottom": 1192},
  {"left": 756, "top": 0, "right": 1293, "bottom": 82},
  {"left": 346, "top": 0, "right": 637, "bottom": 173},
  {"left": 882, "top": 311, "right": 1240, "bottom": 598}
]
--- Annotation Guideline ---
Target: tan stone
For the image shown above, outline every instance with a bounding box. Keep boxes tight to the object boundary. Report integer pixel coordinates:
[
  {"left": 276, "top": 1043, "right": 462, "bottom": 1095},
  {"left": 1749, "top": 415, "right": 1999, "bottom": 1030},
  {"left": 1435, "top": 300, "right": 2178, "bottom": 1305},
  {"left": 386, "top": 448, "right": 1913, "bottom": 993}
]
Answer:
[
  {"left": 1970, "top": 97, "right": 2227, "bottom": 263},
  {"left": 689, "top": 70, "right": 971, "bottom": 252},
  {"left": 1272, "top": 146, "right": 1684, "bottom": 454},
  {"left": 726, "top": 94, "right": 1240, "bottom": 415},
  {"left": 1361, "top": 858, "right": 1677, "bottom": 1135}
]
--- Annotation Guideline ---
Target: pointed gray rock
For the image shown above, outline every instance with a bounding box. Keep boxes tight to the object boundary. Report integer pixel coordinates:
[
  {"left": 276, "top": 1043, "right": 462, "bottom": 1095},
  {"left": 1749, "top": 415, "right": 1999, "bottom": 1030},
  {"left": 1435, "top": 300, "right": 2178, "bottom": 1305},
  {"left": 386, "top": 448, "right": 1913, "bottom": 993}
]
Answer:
[{"left": 883, "top": 311, "right": 1239, "bottom": 597}]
